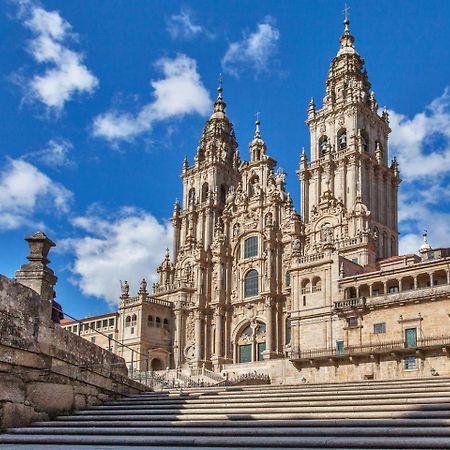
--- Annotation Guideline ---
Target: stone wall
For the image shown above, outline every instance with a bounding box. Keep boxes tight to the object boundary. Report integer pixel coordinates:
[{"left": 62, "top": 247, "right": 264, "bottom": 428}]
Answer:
[{"left": 0, "top": 275, "right": 146, "bottom": 428}]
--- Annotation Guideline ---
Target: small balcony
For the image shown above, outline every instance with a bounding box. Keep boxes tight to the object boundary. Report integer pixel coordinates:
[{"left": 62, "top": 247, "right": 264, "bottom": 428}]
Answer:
[{"left": 290, "top": 334, "right": 450, "bottom": 364}]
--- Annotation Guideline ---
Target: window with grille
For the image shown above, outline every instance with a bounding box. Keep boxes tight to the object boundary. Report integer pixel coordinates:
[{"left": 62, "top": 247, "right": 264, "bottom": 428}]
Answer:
[
  {"left": 404, "top": 356, "right": 417, "bottom": 370},
  {"left": 244, "top": 270, "right": 258, "bottom": 297},
  {"left": 373, "top": 322, "right": 386, "bottom": 334},
  {"left": 347, "top": 317, "right": 358, "bottom": 328},
  {"left": 244, "top": 236, "right": 258, "bottom": 258}
]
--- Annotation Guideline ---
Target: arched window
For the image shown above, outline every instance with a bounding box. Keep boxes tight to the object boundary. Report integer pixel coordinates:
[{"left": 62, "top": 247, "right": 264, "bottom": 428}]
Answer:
[
  {"left": 131, "top": 314, "right": 137, "bottom": 327},
  {"left": 163, "top": 318, "right": 169, "bottom": 330},
  {"left": 148, "top": 315, "right": 154, "bottom": 327},
  {"left": 156, "top": 317, "right": 161, "bottom": 328},
  {"left": 244, "top": 236, "right": 258, "bottom": 258},
  {"left": 338, "top": 129, "right": 347, "bottom": 150},
  {"left": 125, "top": 316, "right": 131, "bottom": 327},
  {"left": 319, "top": 135, "right": 329, "bottom": 157},
  {"left": 312, "top": 277, "right": 322, "bottom": 292},
  {"left": 201, "top": 182, "right": 209, "bottom": 202},
  {"left": 244, "top": 269, "right": 259, "bottom": 298}
]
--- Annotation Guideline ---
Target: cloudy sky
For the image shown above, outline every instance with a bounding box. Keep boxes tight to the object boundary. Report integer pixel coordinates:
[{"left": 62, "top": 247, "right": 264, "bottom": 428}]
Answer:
[{"left": 1, "top": 1, "right": 450, "bottom": 319}]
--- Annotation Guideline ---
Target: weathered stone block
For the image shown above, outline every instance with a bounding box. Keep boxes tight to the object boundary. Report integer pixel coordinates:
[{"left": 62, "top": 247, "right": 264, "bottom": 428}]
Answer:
[
  {"left": 1, "top": 402, "right": 47, "bottom": 428},
  {"left": 0, "top": 375, "right": 25, "bottom": 403},
  {"left": 26, "top": 382, "right": 74, "bottom": 412},
  {"left": 73, "top": 394, "right": 86, "bottom": 410}
]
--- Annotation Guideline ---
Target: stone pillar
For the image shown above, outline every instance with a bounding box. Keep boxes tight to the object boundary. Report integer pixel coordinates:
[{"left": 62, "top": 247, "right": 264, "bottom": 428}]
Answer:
[
  {"left": 263, "top": 297, "right": 276, "bottom": 359},
  {"left": 194, "top": 310, "right": 203, "bottom": 364},
  {"left": 15, "top": 231, "right": 57, "bottom": 323},
  {"left": 215, "top": 309, "right": 223, "bottom": 357},
  {"left": 174, "top": 298, "right": 184, "bottom": 368}
]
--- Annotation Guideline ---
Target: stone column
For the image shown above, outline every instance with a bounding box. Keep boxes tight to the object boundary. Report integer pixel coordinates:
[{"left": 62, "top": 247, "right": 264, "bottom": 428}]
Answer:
[
  {"left": 174, "top": 298, "right": 184, "bottom": 367},
  {"left": 263, "top": 297, "right": 275, "bottom": 359},
  {"left": 215, "top": 309, "right": 223, "bottom": 358},
  {"left": 15, "top": 231, "right": 57, "bottom": 323},
  {"left": 194, "top": 310, "right": 203, "bottom": 364}
]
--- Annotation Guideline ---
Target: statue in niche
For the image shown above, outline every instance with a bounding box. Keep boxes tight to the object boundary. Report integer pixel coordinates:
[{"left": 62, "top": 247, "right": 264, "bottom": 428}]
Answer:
[
  {"left": 265, "top": 212, "right": 273, "bottom": 227},
  {"left": 233, "top": 222, "right": 240, "bottom": 238},
  {"left": 321, "top": 223, "right": 332, "bottom": 243}
]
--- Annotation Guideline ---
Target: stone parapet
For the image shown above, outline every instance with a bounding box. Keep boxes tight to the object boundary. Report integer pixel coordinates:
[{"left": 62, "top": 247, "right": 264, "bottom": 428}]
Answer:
[{"left": 0, "top": 275, "right": 146, "bottom": 428}]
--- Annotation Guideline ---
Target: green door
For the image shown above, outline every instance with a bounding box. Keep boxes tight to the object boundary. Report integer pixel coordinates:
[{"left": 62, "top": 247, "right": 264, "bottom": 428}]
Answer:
[
  {"left": 336, "top": 340, "right": 344, "bottom": 355},
  {"left": 239, "top": 344, "right": 252, "bottom": 363},
  {"left": 257, "top": 342, "right": 266, "bottom": 361},
  {"left": 405, "top": 328, "right": 417, "bottom": 348}
]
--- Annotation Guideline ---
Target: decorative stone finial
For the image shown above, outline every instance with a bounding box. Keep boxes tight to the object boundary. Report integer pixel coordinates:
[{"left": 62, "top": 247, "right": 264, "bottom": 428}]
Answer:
[
  {"left": 120, "top": 280, "right": 130, "bottom": 299},
  {"left": 24, "top": 231, "right": 55, "bottom": 268},
  {"left": 419, "top": 230, "right": 432, "bottom": 254},
  {"left": 15, "top": 231, "right": 58, "bottom": 321}
]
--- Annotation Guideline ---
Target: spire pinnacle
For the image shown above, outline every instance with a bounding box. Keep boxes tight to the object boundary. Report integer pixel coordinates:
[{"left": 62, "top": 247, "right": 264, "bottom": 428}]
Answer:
[
  {"left": 337, "top": 3, "right": 356, "bottom": 56},
  {"left": 255, "top": 112, "right": 261, "bottom": 138},
  {"left": 343, "top": 3, "right": 350, "bottom": 31},
  {"left": 217, "top": 73, "right": 223, "bottom": 99}
]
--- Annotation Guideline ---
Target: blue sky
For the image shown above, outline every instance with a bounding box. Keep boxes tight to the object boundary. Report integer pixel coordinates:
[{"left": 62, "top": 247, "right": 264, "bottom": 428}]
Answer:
[{"left": 1, "top": 1, "right": 450, "bottom": 320}]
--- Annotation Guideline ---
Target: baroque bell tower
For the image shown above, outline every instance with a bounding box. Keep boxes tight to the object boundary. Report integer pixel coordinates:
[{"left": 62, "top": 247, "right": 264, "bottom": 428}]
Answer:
[{"left": 298, "top": 17, "right": 401, "bottom": 263}]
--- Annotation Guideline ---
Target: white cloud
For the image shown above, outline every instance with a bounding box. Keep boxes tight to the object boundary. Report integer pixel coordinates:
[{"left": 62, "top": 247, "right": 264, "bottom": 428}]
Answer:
[
  {"left": 389, "top": 89, "right": 450, "bottom": 179},
  {"left": 0, "top": 158, "right": 72, "bottom": 230},
  {"left": 222, "top": 18, "right": 280, "bottom": 77},
  {"left": 61, "top": 209, "right": 172, "bottom": 306},
  {"left": 167, "top": 9, "right": 209, "bottom": 40},
  {"left": 24, "top": 138, "right": 74, "bottom": 168},
  {"left": 18, "top": 2, "right": 98, "bottom": 110},
  {"left": 389, "top": 89, "right": 450, "bottom": 254},
  {"left": 92, "top": 54, "right": 212, "bottom": 143}
]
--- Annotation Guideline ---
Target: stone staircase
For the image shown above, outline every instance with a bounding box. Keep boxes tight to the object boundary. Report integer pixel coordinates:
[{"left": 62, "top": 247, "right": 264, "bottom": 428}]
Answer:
[{"left": 2, "top": 377, "right": 450, "bottom": 448}]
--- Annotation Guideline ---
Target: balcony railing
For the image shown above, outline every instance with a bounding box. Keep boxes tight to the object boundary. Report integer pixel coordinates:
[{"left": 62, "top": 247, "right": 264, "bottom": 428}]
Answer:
[
  {"left": 335, "top": 283, "right": 450, "bottom": 310},
  {"left": 290, "top": 334, "right": 450, "bottom": 361},
  {"left": 333, "top": 297, "right": 366, "bottom": 310}
]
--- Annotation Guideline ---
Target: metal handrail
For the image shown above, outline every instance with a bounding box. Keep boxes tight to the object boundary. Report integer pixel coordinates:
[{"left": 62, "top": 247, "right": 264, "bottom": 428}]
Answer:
[{"left": 53, "top": 305, "right": 150, "bottom": 375}]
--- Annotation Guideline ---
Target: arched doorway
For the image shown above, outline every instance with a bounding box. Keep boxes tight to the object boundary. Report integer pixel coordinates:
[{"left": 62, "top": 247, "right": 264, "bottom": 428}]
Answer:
[
  {"left": 151, "top": 358, "right": 164, "bottom": 371},
  {"left": 236, "top": 321, "right": 266, "bottom": 363}
]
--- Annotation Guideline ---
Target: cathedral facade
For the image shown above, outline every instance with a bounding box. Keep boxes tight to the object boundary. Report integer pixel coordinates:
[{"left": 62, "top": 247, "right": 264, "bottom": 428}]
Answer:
[{"left": 64, "top": 19, "right": 450, "bottom": 383}]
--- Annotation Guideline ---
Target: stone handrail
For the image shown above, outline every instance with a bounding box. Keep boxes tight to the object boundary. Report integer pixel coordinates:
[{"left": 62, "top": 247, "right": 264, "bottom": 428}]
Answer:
[
  {"left": 336, "top": 284, "right": 450, "bottom": 311},
  {"left": 333, "top": 297, "right": 366, "bottom": 310},
  {"left": 296, "top": 253, "right": 325, "bottom": 265}
]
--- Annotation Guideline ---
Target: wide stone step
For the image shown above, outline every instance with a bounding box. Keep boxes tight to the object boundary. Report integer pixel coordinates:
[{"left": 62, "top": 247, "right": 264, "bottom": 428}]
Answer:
[
  {"left": 8, "top": 425, "right": 450, "bottom": 437},
  {"left": 110, "top": 387, "right": 450, "bottom": 406},
  {"left": 30, "top": 418, "right": 450, "bottom": 428},
  {"left": 158, "top": 377, "right": 450, "bottom": 393},
  {"left": 1, "top": 433, "right": 450, "bottom": 448},
  {"left": 71, "top": 402, "right": 450, "bottom": 416},
  {"left": 55, "top": 410, "right": 450, "bottom": 422},
  {"left": 154, "top": 380, "right": 450, "bottom": 396},
  {"left": 93, "top": 396, "right": 450, "bottom": 410}
]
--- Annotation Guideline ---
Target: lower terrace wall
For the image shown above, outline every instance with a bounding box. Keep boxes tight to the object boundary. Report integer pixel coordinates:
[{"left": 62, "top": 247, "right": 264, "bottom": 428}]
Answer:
[
  {"left": 0, "top": 275, "right": 146, "bottom": 428},
  {"left": 223, "top": 353, "right": 450, "bottom": 385}
]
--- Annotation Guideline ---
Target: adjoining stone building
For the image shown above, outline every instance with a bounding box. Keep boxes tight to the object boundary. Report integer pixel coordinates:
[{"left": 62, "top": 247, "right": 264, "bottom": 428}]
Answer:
[{"left": 63, "top": 18, "right": 450, "bottom": 384}]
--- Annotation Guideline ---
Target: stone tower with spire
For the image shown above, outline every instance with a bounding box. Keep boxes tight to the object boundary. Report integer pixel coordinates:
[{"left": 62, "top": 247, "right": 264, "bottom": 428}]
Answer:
[{"left": 298, "top": 17, "right": 401, "bottom": 264}]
